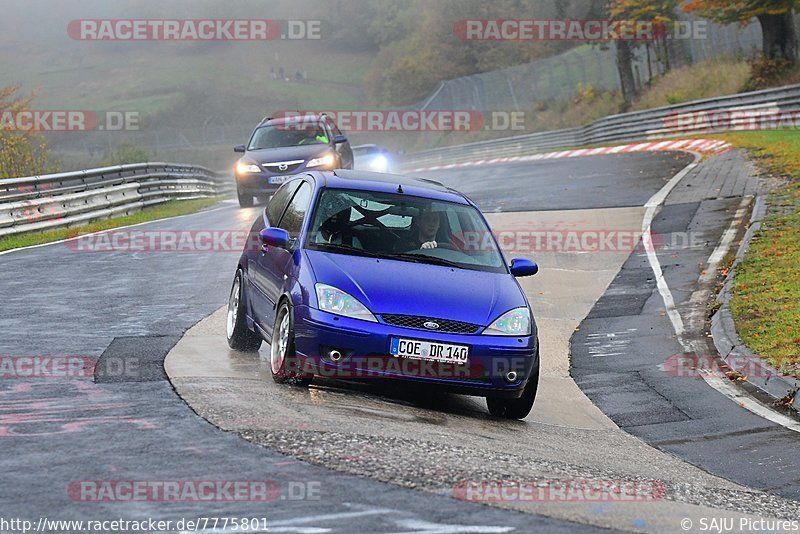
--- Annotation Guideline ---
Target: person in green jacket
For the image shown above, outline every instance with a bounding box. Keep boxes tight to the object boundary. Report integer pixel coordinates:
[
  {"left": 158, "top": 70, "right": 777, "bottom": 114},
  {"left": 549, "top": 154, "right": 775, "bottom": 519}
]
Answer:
[{"left": 298, "top": 124, "right": 328, "bottom": 145}]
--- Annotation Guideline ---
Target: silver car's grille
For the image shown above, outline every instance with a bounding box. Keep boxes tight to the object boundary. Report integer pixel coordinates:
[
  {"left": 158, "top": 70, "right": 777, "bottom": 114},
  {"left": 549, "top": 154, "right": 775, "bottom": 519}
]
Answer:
[
  {"left": 263, "top": 160, "right": 305, "bottom": 174},
  {"left": 380, "top": 314, "right": 481, "bottom": 334}
]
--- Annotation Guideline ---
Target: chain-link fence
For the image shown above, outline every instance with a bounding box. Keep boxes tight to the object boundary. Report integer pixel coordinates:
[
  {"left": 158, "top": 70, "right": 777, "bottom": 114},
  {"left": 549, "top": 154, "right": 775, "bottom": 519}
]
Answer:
[{"left": 419, "top": 15, "right": 764, "bottom": 112}]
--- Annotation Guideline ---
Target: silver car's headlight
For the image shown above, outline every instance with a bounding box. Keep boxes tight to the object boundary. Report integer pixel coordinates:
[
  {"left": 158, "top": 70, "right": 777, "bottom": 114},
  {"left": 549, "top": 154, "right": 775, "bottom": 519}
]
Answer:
[
  {"left": 483, "top": 307, "right": 531, "bottom": 336},
  {"left": 315, "top": 283, "right": 377, "bottom": 322},
  {"left": 307, "top": 153, "right": 336, "bottom": 169}
]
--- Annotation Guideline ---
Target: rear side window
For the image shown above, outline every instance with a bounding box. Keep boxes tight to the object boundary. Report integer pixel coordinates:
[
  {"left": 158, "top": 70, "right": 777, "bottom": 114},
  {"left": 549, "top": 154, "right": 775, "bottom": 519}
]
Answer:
[
  {"left": 278, "top": 181, "right": 313, "bottom": 245},
  {"left": 266, "top": 180, "right": 301, "bottom": 225}
]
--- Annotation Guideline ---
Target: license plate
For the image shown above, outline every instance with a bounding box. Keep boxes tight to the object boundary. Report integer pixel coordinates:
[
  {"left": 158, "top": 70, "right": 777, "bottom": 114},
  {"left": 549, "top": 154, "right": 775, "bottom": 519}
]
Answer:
[
  {"left": 269, "top": 175, "right": 290, "bottom": 184},
  {"left": 390, "top": 338, "right": 469, "bottom": 363}
]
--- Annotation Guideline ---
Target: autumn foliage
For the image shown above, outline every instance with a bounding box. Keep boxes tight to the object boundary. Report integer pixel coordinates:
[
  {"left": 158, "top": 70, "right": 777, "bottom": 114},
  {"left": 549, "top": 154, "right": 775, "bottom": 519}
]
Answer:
[
  {"left": 0, "top": 86, "right": 49, "bottom": 179},
  {"left": 683, "top": 0, "right": 799, "bottom": 64}
]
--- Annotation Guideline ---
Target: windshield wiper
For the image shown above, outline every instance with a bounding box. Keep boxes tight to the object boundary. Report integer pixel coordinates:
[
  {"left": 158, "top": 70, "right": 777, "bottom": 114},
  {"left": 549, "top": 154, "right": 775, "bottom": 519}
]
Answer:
[
  {"left": 311, "top": 242, "right": 381, "bottom": 258},
  {"left": 383, "top": 252, "right": 462, "bottom": 269}
]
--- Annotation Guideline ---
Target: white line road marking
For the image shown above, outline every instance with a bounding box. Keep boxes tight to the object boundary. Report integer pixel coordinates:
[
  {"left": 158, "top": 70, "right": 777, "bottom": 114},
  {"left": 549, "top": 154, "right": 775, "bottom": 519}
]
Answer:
[
  {"left": 586, "top": 329, "right": 637, "bottom": 358},
  {"left": 642, "top": 156, "right": 800, "bottom": 432},
  {"left": 701, "top": 373, "right": 800, "bottom": 433},
  {"left": 705, "top": 198, "right": 750, "bottom": 271},
  {"left": 641, "top": 154, "right": 701, "bottom": 338},
  {"left": 186, "top": 507, "right": 515, "bottom": 534},
  {"left": 388, "top": 520, "right": 515, "bottom": 533}
]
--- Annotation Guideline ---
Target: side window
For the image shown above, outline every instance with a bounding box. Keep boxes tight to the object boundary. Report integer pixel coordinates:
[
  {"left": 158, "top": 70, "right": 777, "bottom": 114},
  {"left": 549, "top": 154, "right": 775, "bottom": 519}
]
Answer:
[
  {"left": 277, "top": 181, "right": 313, "bottom": 245},
  {"left": 330, "top": 122, "right": 343, "bottom": 139},
  {"left": 266, "top": 179, "right": 301, "bottom": 225}
]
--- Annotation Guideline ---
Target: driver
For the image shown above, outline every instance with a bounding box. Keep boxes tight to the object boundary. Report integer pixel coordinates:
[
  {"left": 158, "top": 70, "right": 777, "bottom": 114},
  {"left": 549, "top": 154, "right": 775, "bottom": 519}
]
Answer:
[
  {"left": 298, "top": 124, "right": 329, "bottom": 145},
  {"left": 395, "top": 207, "right": 445, "bottom": 251}
]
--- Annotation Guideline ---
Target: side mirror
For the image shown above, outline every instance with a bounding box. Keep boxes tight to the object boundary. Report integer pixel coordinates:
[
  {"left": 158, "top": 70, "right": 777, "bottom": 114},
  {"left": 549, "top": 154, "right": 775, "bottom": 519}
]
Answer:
[
  {"left": 259, "top": 227, "right": 289, "bottom": 250},
  {"left": 234, "top": 144, "right": 246, "bottom": 153},
  {"left": 510, "top": 258, "right": 538, "bottom": 277},
  {"left": 333, "top": 134, "right": 347, "bottom": 144}
]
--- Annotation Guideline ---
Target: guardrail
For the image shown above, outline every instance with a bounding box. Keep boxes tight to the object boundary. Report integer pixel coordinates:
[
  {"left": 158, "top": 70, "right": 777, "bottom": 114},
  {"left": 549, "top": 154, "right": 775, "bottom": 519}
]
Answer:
[
  {"left": 0, "top": 163, "right": 232, "bottom": 238},
  {"left": 399, "top": 83, "right": 800, "bottom": 169}
]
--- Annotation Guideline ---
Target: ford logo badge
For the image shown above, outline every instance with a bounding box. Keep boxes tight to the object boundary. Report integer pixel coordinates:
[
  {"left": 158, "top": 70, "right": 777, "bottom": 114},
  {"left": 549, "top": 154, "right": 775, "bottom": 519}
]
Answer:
[{"left": 423, "top": 321, "right": 440, "bottom": 330}]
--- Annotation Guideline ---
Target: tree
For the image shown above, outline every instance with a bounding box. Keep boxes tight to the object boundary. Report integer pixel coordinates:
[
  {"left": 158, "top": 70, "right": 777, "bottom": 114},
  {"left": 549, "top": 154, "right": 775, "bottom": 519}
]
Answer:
[
  {"left": 615, "top": 41, "right": 638, "bottom": 107},
  {"left": 684, "top": 0, "right": 799, "bottom": 65},
  {"left": 0, "top": 86, "right": 48, "bottom": 179},
  {"left": 607, "top": 0, "right": 680, "bottom": 107}
]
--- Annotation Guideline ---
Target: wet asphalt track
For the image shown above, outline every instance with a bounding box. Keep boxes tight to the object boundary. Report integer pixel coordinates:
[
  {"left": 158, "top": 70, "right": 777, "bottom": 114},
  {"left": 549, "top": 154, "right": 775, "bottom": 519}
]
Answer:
[{"left": 1, "top": 151, "right": 798, "bottom": 532}]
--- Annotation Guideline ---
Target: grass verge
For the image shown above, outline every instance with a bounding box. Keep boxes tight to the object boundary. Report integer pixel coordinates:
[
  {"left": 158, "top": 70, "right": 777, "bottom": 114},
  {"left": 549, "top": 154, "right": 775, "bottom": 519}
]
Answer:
[
  {"left": 715, "top": 131, "right": 800, "bottom": 379},
  {"left": 0, "top": 197, "right": 224, "bottom": 253}
]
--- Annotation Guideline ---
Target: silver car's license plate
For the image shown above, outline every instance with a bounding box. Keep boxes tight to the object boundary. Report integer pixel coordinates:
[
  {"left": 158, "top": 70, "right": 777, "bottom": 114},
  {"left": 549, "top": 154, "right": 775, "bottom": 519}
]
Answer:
[
  {"left": 390, "top": 337, "right": 469, "bottom": 363},
  {"left": 269, "top": 175, "right": 291, "bottom": 184}
]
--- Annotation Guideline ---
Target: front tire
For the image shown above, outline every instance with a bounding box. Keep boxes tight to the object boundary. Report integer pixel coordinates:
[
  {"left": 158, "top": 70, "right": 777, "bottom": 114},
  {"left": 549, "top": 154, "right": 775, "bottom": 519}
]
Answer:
[
  {"left": 226, "top": 270, "right": 262, "bottom": 351},
  {"left": 270, "top": 300, "right": 313, "bottom": 386},
  {"left": 486, "top": 361, "right": 539, "bottom": 419},
  {"left": 237, "top": 187, "right": 254, "bottom": 208}
]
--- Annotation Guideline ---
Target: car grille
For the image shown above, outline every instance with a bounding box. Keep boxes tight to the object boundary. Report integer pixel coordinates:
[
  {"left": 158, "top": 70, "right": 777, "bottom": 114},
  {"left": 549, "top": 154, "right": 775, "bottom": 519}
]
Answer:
[
  {"left": 380, "top": 314, "right": 481, "bottom": 334},
  {"left": 263, "top": 160, "right": 304, "bottom": 174}
]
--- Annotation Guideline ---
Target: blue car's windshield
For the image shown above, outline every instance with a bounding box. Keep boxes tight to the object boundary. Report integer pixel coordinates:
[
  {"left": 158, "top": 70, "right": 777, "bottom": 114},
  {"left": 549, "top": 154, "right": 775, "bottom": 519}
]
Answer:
[
  {"left": 248, "top": 124, "right": 328, "bottom": 150},
  {"left": 305, "top": 188, "right": 507, "bottom": 273}
]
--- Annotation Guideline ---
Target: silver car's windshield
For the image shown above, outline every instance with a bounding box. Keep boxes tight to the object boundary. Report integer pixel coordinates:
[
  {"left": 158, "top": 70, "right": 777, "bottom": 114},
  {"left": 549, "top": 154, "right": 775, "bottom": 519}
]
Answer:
[{"left": 248, "top": 124, "right": 328, "bottom": 150}]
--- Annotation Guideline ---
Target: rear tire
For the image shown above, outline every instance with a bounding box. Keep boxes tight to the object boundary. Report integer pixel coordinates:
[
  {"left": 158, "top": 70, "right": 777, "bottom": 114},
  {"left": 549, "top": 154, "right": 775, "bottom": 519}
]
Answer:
[
  {"left": 226, "top": 270, "right": 262, "bottom": 351},
  {"left": 486, "top": 361, "right": 539, "bottom": 419},
  {"left": 270, "top": 300, "right": 313, "bottom": 386},
  {"left": 237, "top": 188, "right": 254, "bottom": 208}
]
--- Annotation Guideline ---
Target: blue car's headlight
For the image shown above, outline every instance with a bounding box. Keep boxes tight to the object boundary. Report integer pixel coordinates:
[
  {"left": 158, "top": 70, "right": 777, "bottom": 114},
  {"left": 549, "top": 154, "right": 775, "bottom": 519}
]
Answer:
[
  {"left": 483, "top": 307, "right": 531, "bottom": 336},
  {"left": 315, "top": 283, "right": 377, "bottom": 322}
]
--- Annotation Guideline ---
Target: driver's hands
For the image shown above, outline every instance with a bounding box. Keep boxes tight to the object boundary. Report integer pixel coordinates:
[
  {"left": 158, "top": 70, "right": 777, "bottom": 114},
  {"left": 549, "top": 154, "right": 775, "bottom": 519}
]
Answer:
[{"left": 421, "top": 240, "right": 437, "bottom": 249}]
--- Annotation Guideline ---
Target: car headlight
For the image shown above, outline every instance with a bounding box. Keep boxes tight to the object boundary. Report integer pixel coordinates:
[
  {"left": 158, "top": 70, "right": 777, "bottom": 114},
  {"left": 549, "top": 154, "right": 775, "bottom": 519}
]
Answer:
[
  {"left": 483, "top": 307, "right": 531, "bottom": 336},
  {"left": 369, "top": 155, "right": 388, "bottom": 172},
  {"left": 307, "top": 153, "right": 336, "bottom": 169},
  {"left": 315, "top": 283, "right": 377, "bottom": 322},
  {"left": 236, "top": 161, "right": 261, "bottom": 174}
]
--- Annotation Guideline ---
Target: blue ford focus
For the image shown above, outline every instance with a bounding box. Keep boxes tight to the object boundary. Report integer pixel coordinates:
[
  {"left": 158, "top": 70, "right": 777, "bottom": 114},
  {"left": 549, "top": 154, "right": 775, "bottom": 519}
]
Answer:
[{"left": 226, "top": 169, "right": 540, "bottom": 419}]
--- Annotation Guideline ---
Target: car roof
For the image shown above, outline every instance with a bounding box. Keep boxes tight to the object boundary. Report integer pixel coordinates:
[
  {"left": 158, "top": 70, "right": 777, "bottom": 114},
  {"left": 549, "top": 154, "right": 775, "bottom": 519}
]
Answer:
[
  {"left": 311, "top": 169, "right": 469, "bottom": 204},
  {"left": 259, "top": 114, "right": 327, "bottom": 127}
]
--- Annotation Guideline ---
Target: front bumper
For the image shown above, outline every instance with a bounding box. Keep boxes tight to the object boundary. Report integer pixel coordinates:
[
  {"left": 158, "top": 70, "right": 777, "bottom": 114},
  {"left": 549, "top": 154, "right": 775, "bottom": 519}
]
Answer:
[
  {"left": 293, "top": 306, "right": 539, "bottom": 398},
  {"left": 235, "top": 172, "right": 293, "bottom": 196}
]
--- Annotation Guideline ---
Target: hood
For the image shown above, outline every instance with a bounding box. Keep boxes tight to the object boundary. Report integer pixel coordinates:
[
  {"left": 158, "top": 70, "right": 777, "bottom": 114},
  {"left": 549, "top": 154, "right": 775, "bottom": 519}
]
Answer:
[
  {"left": 305, "top": 250, "right": 526, "bottom": 326},
  {"left": 245, "top": 144, "right": 330, "bottom": 164}
]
